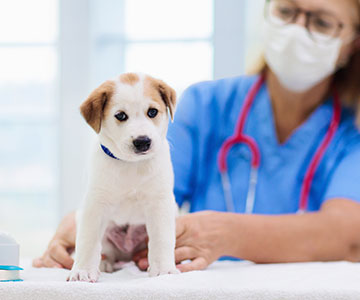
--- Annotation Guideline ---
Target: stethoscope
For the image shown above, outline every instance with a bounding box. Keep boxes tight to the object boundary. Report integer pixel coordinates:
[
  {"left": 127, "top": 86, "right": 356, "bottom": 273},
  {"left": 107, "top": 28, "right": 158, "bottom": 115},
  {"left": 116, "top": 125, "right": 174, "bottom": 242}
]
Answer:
[{"left": 218, "top": 75, "right": 342, "bottom": 214}]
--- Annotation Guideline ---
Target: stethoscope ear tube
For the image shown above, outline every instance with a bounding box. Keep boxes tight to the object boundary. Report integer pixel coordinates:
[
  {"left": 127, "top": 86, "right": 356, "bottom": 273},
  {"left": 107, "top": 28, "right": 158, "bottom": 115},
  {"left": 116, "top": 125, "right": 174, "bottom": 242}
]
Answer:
[
  {"left": 245, "top": 167, "right": 258, "bottom": 214},
  {"left": 220, "top": 171, "right": 235, "bottom": 213},
  {"left": 218, "top": 76, "right": 265, "bottom": 213},
  {"left": 218, "top": 134, "right": 260, "bottom": 213},
  {"left": 220, "top": 167, "right": 258, "bottom": 214}
]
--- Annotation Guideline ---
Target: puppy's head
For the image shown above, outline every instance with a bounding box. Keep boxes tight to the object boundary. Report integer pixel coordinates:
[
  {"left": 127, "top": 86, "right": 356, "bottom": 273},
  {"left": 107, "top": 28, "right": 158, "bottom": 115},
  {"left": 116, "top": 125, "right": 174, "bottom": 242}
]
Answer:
[{"left": 80, "top": 73, "right": 176, "bottom": 162}]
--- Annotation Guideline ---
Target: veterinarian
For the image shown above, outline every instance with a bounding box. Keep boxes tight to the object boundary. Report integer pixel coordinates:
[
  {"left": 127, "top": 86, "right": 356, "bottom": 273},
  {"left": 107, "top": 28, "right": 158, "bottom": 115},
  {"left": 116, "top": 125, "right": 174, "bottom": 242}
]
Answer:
[{"left": 34, "top": 0, "right": 360, "bottom": 272}]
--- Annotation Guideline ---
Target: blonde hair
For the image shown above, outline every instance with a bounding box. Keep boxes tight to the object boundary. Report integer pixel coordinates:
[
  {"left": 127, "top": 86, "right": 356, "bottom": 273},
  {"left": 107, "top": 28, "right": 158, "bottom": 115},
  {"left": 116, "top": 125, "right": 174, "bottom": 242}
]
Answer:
[{"left": 248, "top": 0, "right": 360, "bottom": 124}]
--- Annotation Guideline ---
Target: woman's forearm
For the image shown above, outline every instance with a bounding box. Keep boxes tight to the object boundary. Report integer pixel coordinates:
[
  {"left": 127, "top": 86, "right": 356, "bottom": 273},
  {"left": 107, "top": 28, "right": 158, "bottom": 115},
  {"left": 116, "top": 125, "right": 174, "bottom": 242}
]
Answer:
[{"left": 223, "top": 199, "right": 360, "bottom": 263}]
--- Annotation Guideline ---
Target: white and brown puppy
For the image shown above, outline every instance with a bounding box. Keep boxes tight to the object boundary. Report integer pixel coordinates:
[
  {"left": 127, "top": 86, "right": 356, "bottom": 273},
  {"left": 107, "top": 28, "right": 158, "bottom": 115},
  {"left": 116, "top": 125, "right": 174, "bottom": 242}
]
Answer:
[{"left": 67, "top": 73, "right": 179, "bottom": 282}]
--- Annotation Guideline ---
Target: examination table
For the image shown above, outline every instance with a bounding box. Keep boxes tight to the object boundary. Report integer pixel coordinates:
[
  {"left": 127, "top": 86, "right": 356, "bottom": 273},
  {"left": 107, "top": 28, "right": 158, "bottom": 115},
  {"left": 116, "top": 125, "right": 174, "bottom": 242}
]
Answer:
[{"left": 1, "top": 260, "right": 360, "bottom": 299}]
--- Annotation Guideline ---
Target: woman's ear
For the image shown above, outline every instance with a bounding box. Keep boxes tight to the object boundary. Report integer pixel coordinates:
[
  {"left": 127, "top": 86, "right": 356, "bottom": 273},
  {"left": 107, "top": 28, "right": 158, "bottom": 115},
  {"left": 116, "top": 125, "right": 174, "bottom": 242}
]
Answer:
[{"left": 80, "top": 81, "right": 114, "bottom": 133}]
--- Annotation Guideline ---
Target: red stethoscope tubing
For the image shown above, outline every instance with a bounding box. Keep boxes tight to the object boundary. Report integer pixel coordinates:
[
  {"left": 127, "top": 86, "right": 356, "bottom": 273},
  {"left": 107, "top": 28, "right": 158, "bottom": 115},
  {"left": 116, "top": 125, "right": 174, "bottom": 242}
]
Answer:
[
  {"left": 218, "top": 76, "right": 265, "bottom": 172},
  {"left": 218, "top": 75, "right": 342, "bottom": 213},
  {"left": 298, "top": 87, "right": 342, "bottom": 212}
]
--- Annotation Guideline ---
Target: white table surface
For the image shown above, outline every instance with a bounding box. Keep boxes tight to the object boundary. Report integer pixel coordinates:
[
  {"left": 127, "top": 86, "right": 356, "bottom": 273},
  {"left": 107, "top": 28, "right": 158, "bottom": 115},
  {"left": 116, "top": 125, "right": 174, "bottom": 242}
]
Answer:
[{"left": 1, "top": 260, "right": 360, "bottom": 300}]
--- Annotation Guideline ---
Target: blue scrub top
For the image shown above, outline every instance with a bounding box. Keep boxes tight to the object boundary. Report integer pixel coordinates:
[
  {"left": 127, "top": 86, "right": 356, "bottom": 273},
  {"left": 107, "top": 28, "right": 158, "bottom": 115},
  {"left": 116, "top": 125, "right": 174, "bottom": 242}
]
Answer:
[{"left": 167, "top": 75, "right": 360, "bottom": 214}]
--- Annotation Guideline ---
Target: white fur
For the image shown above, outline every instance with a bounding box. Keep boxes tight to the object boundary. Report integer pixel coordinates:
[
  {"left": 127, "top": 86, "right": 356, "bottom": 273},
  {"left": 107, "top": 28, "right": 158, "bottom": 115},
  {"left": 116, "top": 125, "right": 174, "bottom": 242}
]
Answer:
[{"left": 68, "top": 74, "right": 179, "bottom": 282}]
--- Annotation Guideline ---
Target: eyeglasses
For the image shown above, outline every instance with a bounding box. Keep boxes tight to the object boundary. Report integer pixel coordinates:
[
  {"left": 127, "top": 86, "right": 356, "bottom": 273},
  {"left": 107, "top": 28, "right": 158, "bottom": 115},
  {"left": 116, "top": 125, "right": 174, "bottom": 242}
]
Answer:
[{"left": 265, "top": 0, "right": 345, "bottom": 43}]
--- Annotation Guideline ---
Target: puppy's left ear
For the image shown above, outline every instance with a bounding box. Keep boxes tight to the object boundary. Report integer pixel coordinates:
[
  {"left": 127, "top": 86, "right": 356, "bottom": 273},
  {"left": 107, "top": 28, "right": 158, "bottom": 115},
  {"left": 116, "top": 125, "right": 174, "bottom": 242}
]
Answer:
[
  {"left": 157, "top": 80, "right": 177, "bottom": 121},
  {"left": 80, "top": 80, "right": 114, "bottom": 133}
]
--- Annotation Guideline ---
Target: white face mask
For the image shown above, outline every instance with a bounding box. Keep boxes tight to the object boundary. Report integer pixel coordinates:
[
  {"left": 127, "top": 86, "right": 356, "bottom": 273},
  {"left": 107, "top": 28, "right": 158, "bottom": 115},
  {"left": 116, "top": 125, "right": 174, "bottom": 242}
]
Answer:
[{"left": 263, "top": 21, "right": 343, "bottom": 93}]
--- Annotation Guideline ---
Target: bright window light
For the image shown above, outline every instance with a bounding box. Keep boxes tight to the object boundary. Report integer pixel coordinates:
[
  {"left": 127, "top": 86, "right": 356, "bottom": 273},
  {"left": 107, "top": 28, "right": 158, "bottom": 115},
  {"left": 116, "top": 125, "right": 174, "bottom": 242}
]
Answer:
[
  {"left": 0, "top": 0, "right": 59, "bottom": 259},
  {"left": 0, "top": 47, "right": 57, "bottom": 83},
  {"left": 0, "top": 0, "right": 58, "bottom": 43},
  {"left": 125, "top": 42, "right": 213, "bottom": 92},
  {"left": 125, "top": 0, "right": 213, "bottom": 40},
  {"left": 92, "top": 0, "right": 214, "bottom": 93}
]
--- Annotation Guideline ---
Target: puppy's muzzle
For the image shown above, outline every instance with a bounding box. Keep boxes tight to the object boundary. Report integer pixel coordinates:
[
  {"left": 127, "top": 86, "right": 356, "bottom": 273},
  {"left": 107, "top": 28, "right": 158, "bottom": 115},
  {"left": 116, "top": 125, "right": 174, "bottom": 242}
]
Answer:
[{"left": 133, "top": 136, "right": 152, "bottom": 153}]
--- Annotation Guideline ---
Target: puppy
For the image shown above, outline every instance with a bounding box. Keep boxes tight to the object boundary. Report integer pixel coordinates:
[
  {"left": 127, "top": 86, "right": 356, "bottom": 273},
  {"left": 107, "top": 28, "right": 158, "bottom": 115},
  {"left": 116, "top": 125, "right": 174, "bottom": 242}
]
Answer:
[{"left": 67, "top": 73, "right": 179, "bottom": 282}]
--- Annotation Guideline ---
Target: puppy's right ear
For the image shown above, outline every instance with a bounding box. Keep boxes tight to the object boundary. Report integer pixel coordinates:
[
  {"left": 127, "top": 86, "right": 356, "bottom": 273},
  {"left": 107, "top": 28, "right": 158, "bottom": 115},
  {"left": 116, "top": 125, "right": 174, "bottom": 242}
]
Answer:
[{"left": 80, "top": 81, "right": 114, "bottom": 133}]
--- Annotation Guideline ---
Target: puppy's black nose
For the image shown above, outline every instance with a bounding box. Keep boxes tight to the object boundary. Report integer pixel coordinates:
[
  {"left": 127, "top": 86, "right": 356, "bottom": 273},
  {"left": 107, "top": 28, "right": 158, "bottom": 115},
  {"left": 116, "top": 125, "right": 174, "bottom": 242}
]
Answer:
[{"left": 133, "top": 136, "right": 152, "bottom": 153}]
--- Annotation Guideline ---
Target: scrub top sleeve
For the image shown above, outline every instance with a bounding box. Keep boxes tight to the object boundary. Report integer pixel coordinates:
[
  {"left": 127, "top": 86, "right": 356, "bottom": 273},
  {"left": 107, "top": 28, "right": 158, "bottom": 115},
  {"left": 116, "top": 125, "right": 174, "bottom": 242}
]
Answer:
[
  {"left": 167, "top": 86, "right": 200, "bottom": 207},
  {"left": 324, "top": 142, "right": 360, "bottom": 203}
]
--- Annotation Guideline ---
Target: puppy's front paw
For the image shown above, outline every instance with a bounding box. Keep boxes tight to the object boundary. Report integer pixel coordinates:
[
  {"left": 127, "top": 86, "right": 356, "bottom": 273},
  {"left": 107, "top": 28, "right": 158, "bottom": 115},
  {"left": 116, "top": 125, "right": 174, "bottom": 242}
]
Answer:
[
  {"left": 67, "top": 267, "right": 100, "bottom": 282},
  {"left": 148, "top": 264, "right": 180, "bottom": 277}
]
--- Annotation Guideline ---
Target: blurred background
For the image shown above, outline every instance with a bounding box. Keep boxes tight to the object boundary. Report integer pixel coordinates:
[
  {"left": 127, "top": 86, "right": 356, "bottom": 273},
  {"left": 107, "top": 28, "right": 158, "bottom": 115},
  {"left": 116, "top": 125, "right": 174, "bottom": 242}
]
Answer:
[{"left": 0, "top": 0, "right": 264, "bottom": 259}]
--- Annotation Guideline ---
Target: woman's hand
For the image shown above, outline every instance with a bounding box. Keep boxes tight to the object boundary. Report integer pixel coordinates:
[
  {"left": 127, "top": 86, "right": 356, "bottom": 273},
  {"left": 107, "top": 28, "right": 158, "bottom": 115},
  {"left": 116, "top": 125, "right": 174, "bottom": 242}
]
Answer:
[
  {"left": 34, "top": 210, "right": 231, "bottom": 272},
  {"left": 175, "top": 211, "right": 230, "bottom": 272},
  {"left": 133, "top": 211, "right": 230, "bottom": 272},
  {"left": 32, "top": 211, "right": 76, "bottom": 269}
]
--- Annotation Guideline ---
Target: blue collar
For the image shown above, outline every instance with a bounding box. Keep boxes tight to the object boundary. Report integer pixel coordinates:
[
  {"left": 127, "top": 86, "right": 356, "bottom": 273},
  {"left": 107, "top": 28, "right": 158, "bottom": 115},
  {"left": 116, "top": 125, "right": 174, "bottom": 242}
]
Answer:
[{"left": 101, "top": 144, "right": 120, "bottom": 160}]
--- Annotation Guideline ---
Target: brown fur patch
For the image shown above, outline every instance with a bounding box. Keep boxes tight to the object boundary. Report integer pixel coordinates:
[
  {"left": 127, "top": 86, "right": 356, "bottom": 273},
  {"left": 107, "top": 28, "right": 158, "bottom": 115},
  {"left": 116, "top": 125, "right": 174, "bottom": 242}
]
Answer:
[
  {"left": 80, "top": 80, "right": 115, "bottom": 133},
  {"left": 144, "top": 76, "right": 177, "bottom": 120},
  {"left": 119, "top": 73, "right": 139, "bottom": 86}
]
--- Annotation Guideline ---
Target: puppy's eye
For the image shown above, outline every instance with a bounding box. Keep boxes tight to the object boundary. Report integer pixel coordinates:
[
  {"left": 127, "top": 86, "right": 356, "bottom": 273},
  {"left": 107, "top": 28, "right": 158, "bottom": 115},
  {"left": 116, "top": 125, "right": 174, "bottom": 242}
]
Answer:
[
  {"left": 115, "top": 111, "right": 128, "bottom": 122},
  {"left": 147, "top": 108, "right": 158, "bottom": 118}
]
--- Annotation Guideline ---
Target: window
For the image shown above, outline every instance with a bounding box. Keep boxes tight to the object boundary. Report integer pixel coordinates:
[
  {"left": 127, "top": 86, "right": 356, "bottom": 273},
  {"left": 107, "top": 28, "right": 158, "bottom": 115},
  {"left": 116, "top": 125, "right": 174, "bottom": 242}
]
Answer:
[
  {"left": 91, "top": 0, "right": 214, "bottom": 93},
  {"left": 1, "top": 0, "right": 265, "bottom": 259},
  {"left": 0, "top": 0, "right": 59, "bottom": 258}
]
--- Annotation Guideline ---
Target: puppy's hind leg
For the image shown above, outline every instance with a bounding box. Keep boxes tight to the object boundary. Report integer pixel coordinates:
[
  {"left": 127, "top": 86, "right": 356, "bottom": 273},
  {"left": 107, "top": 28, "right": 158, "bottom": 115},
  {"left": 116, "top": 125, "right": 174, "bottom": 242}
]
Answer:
[{"left": 99, "top": 223, "right": 119, "bottom": 273}]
